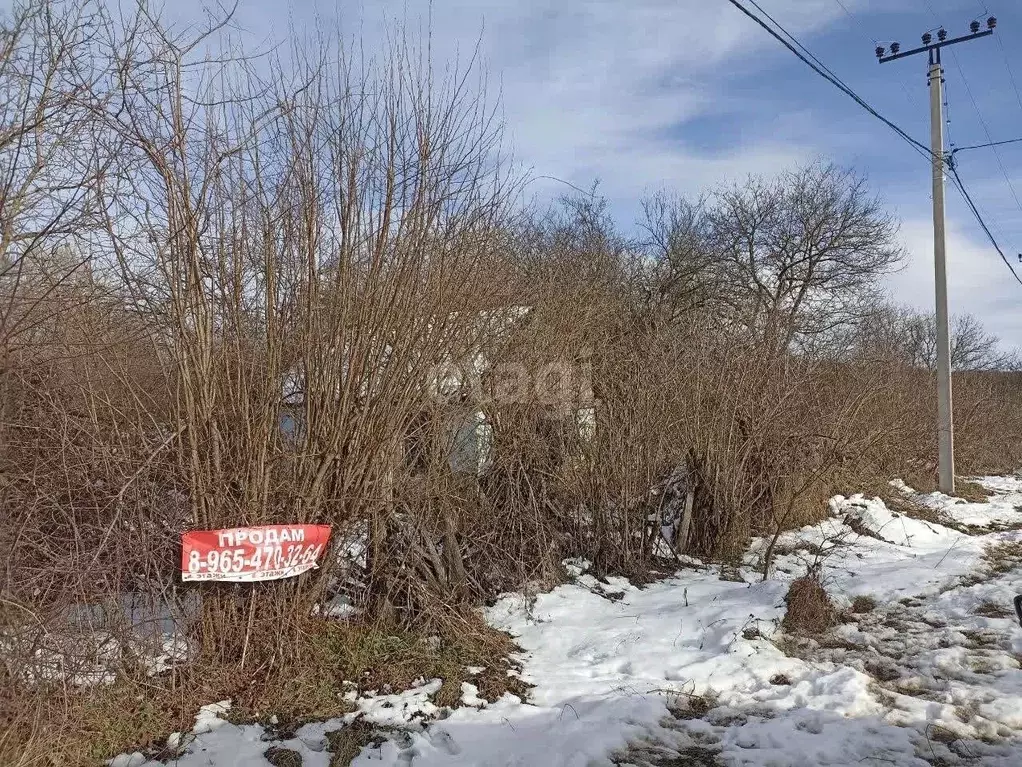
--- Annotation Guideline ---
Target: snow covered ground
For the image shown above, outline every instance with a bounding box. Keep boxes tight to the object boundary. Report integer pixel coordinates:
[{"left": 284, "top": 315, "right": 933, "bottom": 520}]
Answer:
[{"left": 111, "top": 475, "right": 1022, "bottom": 766}]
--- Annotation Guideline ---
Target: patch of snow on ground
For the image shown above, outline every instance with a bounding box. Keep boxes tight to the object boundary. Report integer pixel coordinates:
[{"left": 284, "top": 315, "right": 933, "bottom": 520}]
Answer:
[
  {"left": 111, "top": 476, "right": 1022, "bottom": 766},
  {"left": 354, "top": 679, "right": 444, "bottom": 726},
  {"left": 893, "top": 476, "right": 1022, "bottom": 531}
]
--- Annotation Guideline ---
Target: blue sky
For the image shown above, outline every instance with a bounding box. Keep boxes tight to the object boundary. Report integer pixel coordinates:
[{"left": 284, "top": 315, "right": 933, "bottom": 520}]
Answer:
[
  {"left": 21, "top": 0, "right": 1022, "bottom": 346},
  {"left": 272, "top": 0, "right": 1021, "bottom": 348}
]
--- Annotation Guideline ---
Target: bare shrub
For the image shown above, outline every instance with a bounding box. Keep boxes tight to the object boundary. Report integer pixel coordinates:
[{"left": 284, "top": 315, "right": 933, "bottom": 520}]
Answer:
[{"left": 1, "top": 0, "right": 1021, "bottom": 758}]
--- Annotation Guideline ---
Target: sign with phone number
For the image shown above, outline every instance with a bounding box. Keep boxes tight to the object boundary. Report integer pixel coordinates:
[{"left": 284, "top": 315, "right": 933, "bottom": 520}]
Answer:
[{"left": 181, "top": 524, "right": 332, "bottom": 582}]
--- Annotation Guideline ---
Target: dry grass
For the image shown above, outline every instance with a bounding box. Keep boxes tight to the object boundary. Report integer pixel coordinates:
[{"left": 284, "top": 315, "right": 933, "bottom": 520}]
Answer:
[
  {"left": 2, "top": 1, "right": 1022, "bottom": 761},
  {"left": 309, "top": 615, "right": 526, "bottom": 709},
  {"left": 954, "top": 480, "right": 990, "bottom": 504},
  {"left": 0, "top": 613, "right": 523, "bottom": 766},
  {"left": 0, "top": 699, "right": 64, "bottom": 767},
  {"left": 782, "top": 576, "right": 835, "bottom": 636},
  {"left": 850, "top": 595, "right": 878, "bottom": 614},
  {"left": 974, "top": 600, "right": 1012, "bottom": 619},
  {"left": 981, "top": 541, "right": 1022, "bottom": 577},
  {"left": 0, "top": 679, "right": 196, "bottom": 767},
  {"left": 327, "top": 721, "right": 389, "bottom": 766},
  {"left": 864, "top": 659, "right": 901, "bottom": 682},
  {"left": 264, "top": 746, "right": 304, "bottom": 767},
  {"left": 857, "top": 475, "right": 956, "bottom": 527},
  {"left": 666, "top": 691, "right": 718, "bottom": 720}
]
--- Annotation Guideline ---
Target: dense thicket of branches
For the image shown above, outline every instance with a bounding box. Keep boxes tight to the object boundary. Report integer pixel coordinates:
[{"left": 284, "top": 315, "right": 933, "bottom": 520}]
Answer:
[{"left": 1, "top": 2, "right": 1020, "bottom": 758}]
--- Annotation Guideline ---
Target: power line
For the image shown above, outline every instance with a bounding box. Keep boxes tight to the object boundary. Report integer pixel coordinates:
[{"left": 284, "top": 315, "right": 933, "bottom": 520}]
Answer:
[
  {"left": 828, "top": 0, "right": 922, "bottom": 109},
  {"left": 873, "top": 9, "right": 1006, "bottom": 494},
  {"left": 918, "top": 0, "right": 1022, "bottom": 287},
  {"left": 952, "top": 136, "right": 1022, "bottom": 155},
  {"left": 734, "top": 0, "right": 1021, "bottom": 288},
  {"left": 994, "top": 33, "right": 1022, "bottom": 116},
  {"left": 946, "top": 164, "right": 1022, "bottom": 286},
  {"left": 946, "top": 53, "right": 1022, "bottom": 215},
  {"left": 831, "top": 0, "right": 857, "bottom": 20},
  {"left": 921, "top": 1, "right": 1022, "bottom": 218},
  {"left": 722, "top": 0, "right": 934, "bottom": 161},
  {"left": 943, "top": 69, "right": 956, "bottom": 150},
  {"left": 746, "top": 0, "right": 846, "bottom": 86}
]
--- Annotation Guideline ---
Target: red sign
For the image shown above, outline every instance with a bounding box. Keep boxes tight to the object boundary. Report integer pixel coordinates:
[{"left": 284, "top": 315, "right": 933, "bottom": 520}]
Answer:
[{"left": 181, "top": 524, "right": 331, "bottom": 582}]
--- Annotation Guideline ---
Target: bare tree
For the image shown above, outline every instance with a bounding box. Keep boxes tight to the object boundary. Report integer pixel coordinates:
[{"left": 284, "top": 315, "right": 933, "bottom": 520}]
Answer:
[
  {"left": 634, "top": 189, "right": 718, "bottom": 323},
  {"left": 0, "top": 0, "right": 112, "bottom": 353},
  {"left": 706, "top": 162, "right": 904, "bottom": 354},
  {"left": 856, "top": 303, "right": 1018, "bottom": 371}
]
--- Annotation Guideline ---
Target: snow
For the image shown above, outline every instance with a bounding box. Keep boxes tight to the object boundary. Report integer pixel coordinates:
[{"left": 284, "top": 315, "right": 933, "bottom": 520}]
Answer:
[
  {"left": 4, "top": 624, "right": 190, "bottom": 687},
  {"left": 354, "top": 679, "right": 444, "bottom": 726},
  {"left": 459, "top": 682, "right": 487, "bottom": 708},
  {"left": 315, "top": 593, "right": 358, "bottom": 619},
  {"left": 833, "top": 492, "right": 960, "bottom": 547},
  {"left": 110, "top": 476, "right": 1022, "bottom": 766},
  {"left": 892, "top": 476, "right": 1022, "bottom": 531},
  {"left": 193, "top": 701, "right": 233, "bottom": 734}
]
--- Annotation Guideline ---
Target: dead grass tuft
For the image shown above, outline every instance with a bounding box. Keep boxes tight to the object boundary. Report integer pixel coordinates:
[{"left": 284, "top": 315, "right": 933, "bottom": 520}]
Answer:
[
  {"left": 864, "top": 659, "right": 901, "bottom": 682},
  {"left": 0, "top": 677, "right": 197, "bottom": 767},
  {"left": 960, "top": 629, "right": 1003, "bottom": 650},
  {"left": 782, "top": 576, "right": 835, "bottom": 636},
  {"left": 0, "top": 697, "right": 64, "bottom": 767},
  {"left": 953, "top": 480, "right": 989, "bottom": 504},
  {"left": 974, "top": 600, "right": 1012, "bottom": 619},
  {"left": 927, "top": 724, "right": 962, "bottom": 744},
  {"left": 888, "top": 496, "right": 964, "bottom": 532},
  {"left": 850, "top": 595, "right": 877, "bottom": 614},
  {"left": 265, "top": 746, "right": 304, "bottom": 767},
  {"left": 312, "top": 613, "right": 525, "bottom": 709},
  {"left": 981, "top": 541, "right": 1022, "bottom": 577},
  {"left": 666, "top": 691, "right": 717, "bottom": 720},
  {"left": 327, "top": 720, "right": 388, "bottom": 766}
]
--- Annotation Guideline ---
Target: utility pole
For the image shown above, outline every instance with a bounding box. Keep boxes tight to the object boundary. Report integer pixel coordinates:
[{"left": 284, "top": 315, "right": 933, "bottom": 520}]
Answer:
[{"left": 876, "top": 17, "right": 997, "bottom": 495}]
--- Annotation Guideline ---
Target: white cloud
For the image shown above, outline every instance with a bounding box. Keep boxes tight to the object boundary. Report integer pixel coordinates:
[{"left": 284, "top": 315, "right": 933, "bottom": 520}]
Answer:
[
  {"left": 21, "top": 0, "right": 1020, "bottom": 345},
  {"left": 243, "top": 0, "right": 865, "bottom": 206},
  {"left": 886, "top": 217, "right": 1022, "bottom": 348}
]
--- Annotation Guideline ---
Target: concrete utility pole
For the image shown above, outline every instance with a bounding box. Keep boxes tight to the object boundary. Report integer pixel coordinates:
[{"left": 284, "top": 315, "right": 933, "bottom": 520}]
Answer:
[{"left": 876, "top": 17, "right": 997, "bottom": 494}]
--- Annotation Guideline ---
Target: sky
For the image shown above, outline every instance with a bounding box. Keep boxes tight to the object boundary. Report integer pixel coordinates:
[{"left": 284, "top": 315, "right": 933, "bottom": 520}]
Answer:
[
  {"left": 14, "top": 0, "right": 1022, "bottom": 347},
  {"left": 319, "top": 0, "right": 1022, "bottom": 349}
]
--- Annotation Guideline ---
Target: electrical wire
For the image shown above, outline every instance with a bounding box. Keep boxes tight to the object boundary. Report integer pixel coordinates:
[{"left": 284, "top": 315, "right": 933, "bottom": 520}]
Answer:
[
  {"left": 831, "top": 0, "right": 857, "bottom": 19},
  {"left": 946, "top": 164, "right": 1022, "bottom": 286},
  {"left": 946, "top": 56, "right": 1022, "bottom": 214},
  {"left": 745, "top": 0, "right": 847, "bottom": 87},
  {"left": 751, "top": 0, "right": 931, "bottom": 144},
  {"left": 952, "top": 136, "right": 1022, "bottom": 155},
  {"left": 921, "top": 0, "right": 1022, "bottom": 217},
  {"left": 995, "top": 33, "right": 1022, "bottom": 122},
  {"left": 828, "top": 0, "right": 922, "bottom": 109},
  {"left": 936, "top": 49, "right": 1022, "bottom": 287},
  {"left": 722, "top": 0, "right": 934, "bottom": 161},
  {"left": 730, "top": 0, "right": 1022, "bottom": 288},
  {"left": 943, "top": 71, "right": 955, "bottom": 150}
]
